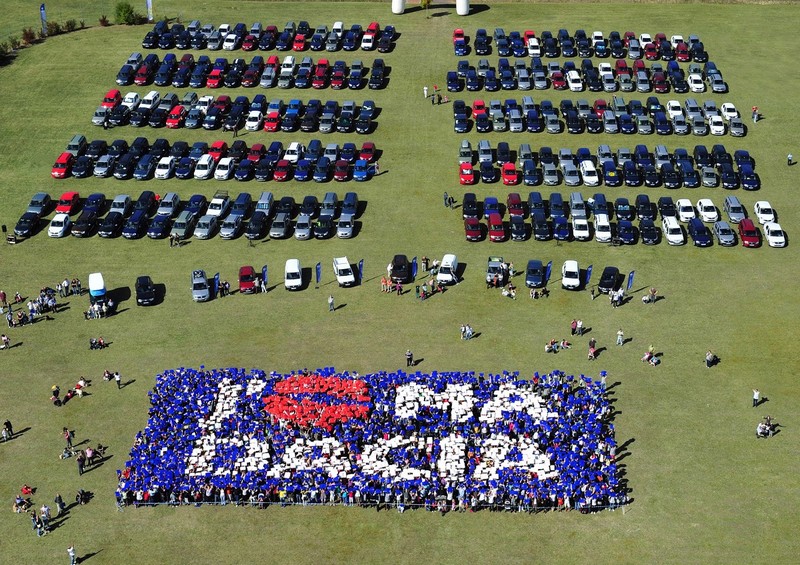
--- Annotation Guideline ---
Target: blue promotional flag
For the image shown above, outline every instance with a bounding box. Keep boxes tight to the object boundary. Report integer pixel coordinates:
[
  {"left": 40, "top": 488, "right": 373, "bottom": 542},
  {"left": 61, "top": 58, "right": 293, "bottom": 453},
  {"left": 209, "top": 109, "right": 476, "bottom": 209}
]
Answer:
[
  {"left": 315, "top": 262, "right": 322, "bottom": 285},
  {"left": 411, "top": 256, "right": 418, "bottom": 279},
  {"left": 627, "top": 270, "right": 635, "bottom": 291},
  {"left": 584, "top": 264, "right": 593, "bottom": 287},
  {"left": 213, "top": 272, "right": 220, "bottom": 297},
  {"left": 262, "top": 265, "right": 268, "bottom": 287},
  {"left": 545, "top": 260, "right": 553, "bottom": 282},
  {"left": 358, "top": 259, "right": 364, "bottom": 281},
  {"left": 40, "top": 4, "right": 47, "bottom": 36}
]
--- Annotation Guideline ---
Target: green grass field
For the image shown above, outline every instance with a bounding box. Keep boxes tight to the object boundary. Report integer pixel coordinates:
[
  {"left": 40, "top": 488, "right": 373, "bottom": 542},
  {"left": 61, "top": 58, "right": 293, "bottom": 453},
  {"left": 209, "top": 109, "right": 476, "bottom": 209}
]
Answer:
[{"left": 1, "top": 2, "right": 800, "bottom": 563}]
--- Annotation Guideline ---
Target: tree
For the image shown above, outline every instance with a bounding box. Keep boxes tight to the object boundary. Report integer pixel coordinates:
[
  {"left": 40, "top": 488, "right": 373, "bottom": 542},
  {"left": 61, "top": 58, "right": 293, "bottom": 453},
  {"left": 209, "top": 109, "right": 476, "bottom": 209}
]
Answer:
[{"left": 115, "top": 1, "right": 143, "bottom": 25}]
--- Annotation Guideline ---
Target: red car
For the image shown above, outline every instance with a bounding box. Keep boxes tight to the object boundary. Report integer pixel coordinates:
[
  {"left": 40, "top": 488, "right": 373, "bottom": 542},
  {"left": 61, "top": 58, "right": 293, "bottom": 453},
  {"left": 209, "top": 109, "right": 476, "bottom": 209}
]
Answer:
[
  {"left": 209, "top": 140, "right": 228, "bottom": 163},
  {"left": 453, "top": 28, "right": 465, "bottom": 43},
  {"left": 273, "top": 159, "right": 292, "bottom": 181},
  {"left": 333, "top": 159, "right": 350, "bottom": 181},
  {"left": 213, "top": 95, "right": 231, "bottom": 113},
  {"left": 632, "top": 59, "right": 646, "bottom": 74},
  {"left": 238, "top": 265, "right": 258, "bottom": 293},
  {"left": 488, "top": 213, "right": 506, "bottom": 242},
  {"left": 134, "top": 65, "right": 152, "bottom": 85},
  {"left": 248, "top": 143, "right": 266, "bottom": 162},
  {"left": 593, "top": 99, "right": 609, "bottom": 118},
  {"left": 55, "top": 191, "right": 80, "bottom": 214},
  {"left": 359, "top": 142, "right": 376, "bottom": 162},
  {"left": 551, "top": 71, "right": 567, "bottom": 90},
  {"left": 312, "top": 60, "right": 329, "bottom": 88},
  {"left": 675, "top": 42, "right": 690, "bottom": 62},
  {"left": 330, "top": 70, "right": 345, "bottom": 89},
  {"left": 623, "top": 31, "right": 635, "bottom": 46},
  {"left": 473, "top": 99, "right": 487, "bottom": 117},
  {"left": 644, "top": 42, "right": 658, "bottom": 60},
  {"left": 265, "top": 55, "right": 280, "bottom": 69},
  {"left": 654, "top": 32, "right": 667, "bottom": 47},
  {"left": 101, "top": 89, "right": 121, "bottom": 108},
  {"left": 614, "top": 60, "right": 630, "bottom": 76},
  {"left": 464, "top": 218, "right": 482, "bottom": 241},
  {"left": 738, "top": 218, "right": 760, "bottom": 248},
  {"left": 501, "top": 162, "right": 518, "bottom": 185},
  {"left": 206, "top": 68, "right": 224, "bottom": 88},
  {"left": 367, "top": 22, "right": 380, "bottom": 36},
  {"left": 242, "top": 35, "right": 258, "bottom": 51},
  {"left": 652, "top": 72, "right": 669, "bottom": 93},
  {"left": 524, "top": 30, "right": 536, "bottom": 42},
  {"left": 507, "top": 193, "right": 524, "bottom": 215},
  {"left": 459, "top": 162, "right": 476, "bottom": 185},
  {"left": 51, "top": 152, "right": 75, "bottom": 179},
  {"left": 293, "top": 33, "right": 307, "bottom": 51},
  {"left": 263, "top": 111, "right": 281, "bottom": 132},
  {"left": 165, "top": 106, "right": 187, "bottom": 128}
]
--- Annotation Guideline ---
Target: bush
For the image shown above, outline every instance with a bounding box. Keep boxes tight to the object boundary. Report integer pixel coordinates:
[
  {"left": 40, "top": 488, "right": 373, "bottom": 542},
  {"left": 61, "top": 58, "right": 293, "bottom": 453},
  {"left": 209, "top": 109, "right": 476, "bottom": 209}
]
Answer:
[
  {"left": 79, "top": 20, "right": 85, "bottom": 29},
  {"left": 99, "top": 15, "right": 110, "bottom": 27},
  {"left": 115, "top": 1, "right": 143, "bottom": 25},
  {"left": 21, "top": 27, "right": 36, "bottom": 45},
  {"left": 65, "top": 19, "right": 78, "bottom": 32},
  {"left": 46, "top": 21, "right": 62, "bottom": 36},
  {"left": 8, "top": 36, "right": 20, "bottom": 50}
]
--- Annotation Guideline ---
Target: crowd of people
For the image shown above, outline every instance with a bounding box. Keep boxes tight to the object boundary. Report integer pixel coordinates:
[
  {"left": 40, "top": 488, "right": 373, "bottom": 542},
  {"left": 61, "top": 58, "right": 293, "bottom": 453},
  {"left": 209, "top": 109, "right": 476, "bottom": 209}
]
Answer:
[{"left": 118, "top": 367, "right": 626, "bottom": 513}]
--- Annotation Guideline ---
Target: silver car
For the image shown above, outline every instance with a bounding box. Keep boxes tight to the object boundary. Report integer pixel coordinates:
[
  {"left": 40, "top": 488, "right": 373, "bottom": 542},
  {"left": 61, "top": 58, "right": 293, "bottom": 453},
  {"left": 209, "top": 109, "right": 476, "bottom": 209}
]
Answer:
[
  {"left": 93, "top": 155, "right": 116, "bottom": 178},
  {"left": 191, "top": 269, "right": 211, "bottom": 302},
  {"left": 194, "top": 214, "right": 218, "bottom": 239},
  {"left": 171, "top": 211, "right": 196, "bottom": 240},
  {"left": 260, "top": 67, "right": 276, "bottom": 88},
  {"left": 458, "top": 140, "right": 472, "bottom": 164},
  {"left": 319, "top": 114, "right": 335, "bottom": 133},
  {"left": 219, "top": 215, "right": 243, "bottom": 239},
  {"left": 294, "top": 213, "right": 312, "bottom": 240},
  {"left": 691, "top": 117, "right": 708, "bottom": 136},
  {"left": 545, "top": 114, "right": 560, "bottom": 134},
  {"left": 542, "top": 163, "right": 559, "bottom": 185},
  {"left": 713, "top": 221, "right": 736, "bottom": 246},
  {"left": 562, "top": 163, "right": 581, "bottom": 186},
  {"left": 672, "top": 115, "right": 689, "bottom": 135},
  {"left": 635, "top": 115, "right": 653, "bottom": 135},
  {"left": 269, "top": 212, "right": 291, "bottom": 239},
  {"left": 729, "top": 117, "right": 745, "bottom": 137},
  {"left": 701, "top": 167, "right": 718, "bottom": 187},
  {"left": 336, "top": 213, "right": 354, "bottom": 238}
]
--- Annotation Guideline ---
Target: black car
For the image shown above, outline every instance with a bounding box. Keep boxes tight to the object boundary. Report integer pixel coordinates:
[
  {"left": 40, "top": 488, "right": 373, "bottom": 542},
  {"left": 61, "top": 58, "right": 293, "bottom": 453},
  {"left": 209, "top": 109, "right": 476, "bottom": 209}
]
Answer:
[
  {"left": 245, "top": 211, "right": 269, "bottom": 240},
  {"left": 129, "top": 108, "right": 151, "bottom": 127},
  {"left": 313, "top": 215, "right": 334, "bottom": 239},
  {"left": 615, "top": 198, "right": 635, "bottom": 221},
  {"left": 598, "top": 266, "right": 620, "bottom": 294},
  {"left": 107, "top": 139, "right": 129, "bottom": 159},
  {"left": 524, "top": 260, "right": 546, "bottom": 288},
  {"left": 108, "top": 105, "right": 131, "bottom": 126},
  {"left": 658, "top": 196, "right": 677, "bottom": 218},
  {"left": 72, "top": 156, "right": 95, "bottom": 179},
  {"left": 390, "top": 254, "right": 410, "bottom": 283},
  {"left": 134, "top": 190, "right": 157, "bottom": 216},
  {"left": 146, "top": 214, "right": 172, "bottom": 239},
  {"left": 462, "top": 193, "right": 479, "bottom": 219},
  {"left": 175, "top": 157, "right": 195, "bottom": 179},
  {"left": 113, "top": 153, "right": 138, "bottom": 179},
  {"left": 135, "top": 275, "right": 157, "bottom": 305},
  {"left": 98, "top": 212, "right": 124, "bottom": 238},
  {"left": 148, "top": 107, "right": 170, "bottom": 128},
  {"left": 254, "top": 158, "right": 274, "bottom": 181},
  {"left": 14, "top": 212, "right": 40, "bottom": 238},
  {"left": 116, "top": 64, "right": 136, "bottom": 86},
  {"left": 71, "top": 210, "right": 98, "bottom": 238},
  {"left": 639, "top": 219, "right": 659, "bottom": 245},
  {"left": 149, "top": 138, "right": 171, "bottom": 158}
]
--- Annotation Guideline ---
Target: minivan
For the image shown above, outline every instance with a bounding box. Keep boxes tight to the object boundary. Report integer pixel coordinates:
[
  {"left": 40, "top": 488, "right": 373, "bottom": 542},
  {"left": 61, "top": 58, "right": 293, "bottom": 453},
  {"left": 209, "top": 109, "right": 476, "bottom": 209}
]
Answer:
[
  {"left": 157, "top": 192, "right": 180, "bottom": 217},
  {"left": 341, "top": 191, "right": 359, "bottom": 217},
  {"left": 66, "top": 134, "right": 88, "bottom": 157},
  {"left": 140, "top": 90, "right": 161, "bottom": 111},
  {"left": 436, "top": 254, "right": 459, "bottom": 285},
  {"left": 635, "top": 71, "right": 651, "bottom": 92},
  {"left": 723, "top": 195, "right": 746, "bottom": 223},
  {"left": 321, "top": 192, "right": 338, "bottom": 217},
  {"left": 284, "top": 259, "right": 302, "bottom": 290},
  {"left": 478, "top": 140, "right": 493, "bottom": 164},
  {"left": 255, "top": 191, "right": 274, "bottom": 215},
  {"left": 570, "top": 192, "right": 587, "bottom": 219}
]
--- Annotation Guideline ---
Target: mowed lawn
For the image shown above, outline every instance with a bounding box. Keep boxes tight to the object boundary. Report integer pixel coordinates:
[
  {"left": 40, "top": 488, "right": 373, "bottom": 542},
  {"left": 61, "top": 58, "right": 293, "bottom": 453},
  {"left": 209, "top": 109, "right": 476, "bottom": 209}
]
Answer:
[{"left": 1, "top": 2, "right": 800, "bottom": 564}]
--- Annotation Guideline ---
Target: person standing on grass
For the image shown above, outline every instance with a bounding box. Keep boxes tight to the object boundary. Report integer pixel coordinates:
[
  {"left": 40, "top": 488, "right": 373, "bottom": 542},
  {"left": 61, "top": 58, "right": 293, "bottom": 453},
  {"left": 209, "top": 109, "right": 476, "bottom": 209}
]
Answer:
[
  {"left": 115, "top": 372, "right": 122, "bottom": 389},
  {"left": 373, "top": 161, "right": 380, "bottom": 176},
  {"left": 753, "top": 388, "right": 760, "bottom": 408},
  {"left": 423, "top": 85, "right": 428, "bottom": 98},
  {"left": 406, "top": 349, "right": 413, "bottom": 367},
  {"left": 68, "top": 544, "right": 76, "bottom": 565},
  {"left": 616, "top": 328, "right": 624, "bottom": 346},
  {"left": 328, "top": 295, "right": 335, "bottom": 312},
  {"left": 570, "top": 319, "right": 577, "bottom": 336},
  {"left": 576, "top": 319, "right": 583, "bottom": 336},
  {"left": 443, "top": 192, "right": 450, "bottom": 208},
  {"left": 789, "top": 154, "right": 793, "bottom": 166}
]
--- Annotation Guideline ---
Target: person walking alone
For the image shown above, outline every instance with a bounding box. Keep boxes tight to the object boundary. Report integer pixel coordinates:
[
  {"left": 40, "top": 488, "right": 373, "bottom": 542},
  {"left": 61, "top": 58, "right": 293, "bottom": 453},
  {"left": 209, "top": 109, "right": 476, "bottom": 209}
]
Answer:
[
  {"left": 752, "top": 388, "right": 760, "bottom": 408},
  {"left": 616, "top": 328, "right": 624, "bottom": 346},
  {"left": 423, "top": 86, "right": 428, "bottom": 98},
  {"left": 406, "top": 349, "right": 414, "bottom": 367},
  {"left": 68, "top": 545, "right": 76, "bottom": 565},
  {"left": 328, "top": 295, "right": 335, "bottom": 312}
]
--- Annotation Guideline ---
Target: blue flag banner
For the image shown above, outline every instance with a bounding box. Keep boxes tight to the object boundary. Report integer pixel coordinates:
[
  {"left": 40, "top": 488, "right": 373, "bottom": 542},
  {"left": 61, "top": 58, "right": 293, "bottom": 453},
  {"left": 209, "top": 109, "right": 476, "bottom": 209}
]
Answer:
[
  {"left": 40, "top": 4, "right": 47, "bottom": 36},
  {"left": 358, "top": 259, "right": 364, "bottom": 281},
  {"left": 545, "top": 260, "right": 553, "bottom": 282},
  {"left": 411, "top": 256, "right": 418, "bottom": 279},
  {"left": 262, "top": 265, "right": 268, "bottom": 287},
  {"left": 627, "top": 270, "right": 635, "bottom": 291},
  {"left": 584, "top": 265, "right": 593, "bottom": 287},
  {"left": 213, "top": 272, "right": 220, "bottom": 297},
  {"left": 315, "top": 262, "right": 322, "bottom": 285}
]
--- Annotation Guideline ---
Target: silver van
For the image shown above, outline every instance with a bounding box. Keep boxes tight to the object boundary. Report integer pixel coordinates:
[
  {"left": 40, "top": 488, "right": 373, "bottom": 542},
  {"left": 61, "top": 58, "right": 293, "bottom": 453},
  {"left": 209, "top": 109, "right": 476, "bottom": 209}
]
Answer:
[
  {"left": 157, "top": 192, "right": 180, "bottom": 217},
  {"left": 321, "top": 192, "right": 338, "bottom": 217},
  {"left": 492, "top": 110, "right": 507, "bottom": 132},
  {"left": 723, "top": 195, "right": 746, "bottom": 223},
  {"left": 255, "top": 192, "right": 274, "bottom": 215},
  {"left": 635, "top": 70, "right": 651, "bottom": 92},
  {"left": 478, "top": 140, "right": 492, "bottom": 164},
  {"left": 654, "top": 145, "right": 671, "bottom": 170},
  {"left": 66, "top": 134, "right": 87, "bottom": 156},
  {"left": 570, "top": 192, "right": 587, "bottom": 219},
  {"left": 517, "top": 69, "right": 532, "bottom": 91},
  {"left": 508, "top": 108, "right": 524, "bottom": 133},
  {"left": 602, "top": 110, "right": 618, "bottom": 134},
  {"left": 612, "top": 96, "right": 627, "bottom": 117}
]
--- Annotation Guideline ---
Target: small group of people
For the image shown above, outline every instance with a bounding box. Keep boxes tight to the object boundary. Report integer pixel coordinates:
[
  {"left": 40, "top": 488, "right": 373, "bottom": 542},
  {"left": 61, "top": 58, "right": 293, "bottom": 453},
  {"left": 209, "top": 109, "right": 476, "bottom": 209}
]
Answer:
[
  {"left": 419, "top": 279, "right": 443, "bottom": 300},
  {"left": 609, "top": 289, "right": 625, "bottom": 308},
  {"left": 50, "top": 381, "right": 85, "bottom": 407},
  {"left": 545, "top": 338, "right": 571, "bottom": 353},
  {"left": 501, "top": 282, "right": 517, "bottom": 299},
  {"left": 570, "top": 319, "right": 585, "bottom": 336},
  {"left": 2, "top": 419, "right": 13, "bottom": 441},
  {"left": 168, "top": 233, "right": 182, "bottom": 247},
  {"left": 705, "top": 350, "right": 719, "bottom": 368},
  {"left": 587, "top": 337, "right": 598, "bottom": 360},
  {"left": 641, "top": 345, "right": 660, "bottom": 366},
  {"left": 58, "top": 277, "right": 82, "bottom": 297},
  {"left": 756, "top": 415, "right": 778, "bottom": 438},
  {"left": 642, "top": 287, "right": 659, "bottom": 304},
  {"left": 103, "top": 369, "right": 122, "bottom": 388},
  {"left": 84, "top": 299, "right": 114, "bottom": 320},
  {"left": 89, "top": 336, "right": 107, "bottom": 350},
  {"left": 530, "top": 287, "right": 549, "bottom": 299},
  {"left": 459, "top": 324, "right": 475, "bottom": 340},
  {"left": 218, "top": 280, "right": 231, "bottom": 297}
]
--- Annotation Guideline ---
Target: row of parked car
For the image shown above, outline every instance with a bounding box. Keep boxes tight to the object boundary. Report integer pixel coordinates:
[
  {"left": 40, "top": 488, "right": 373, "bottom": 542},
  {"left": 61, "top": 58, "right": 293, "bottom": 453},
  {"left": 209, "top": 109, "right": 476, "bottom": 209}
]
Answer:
[
  {"left": 456, "top": 141, "right": 759, "bottom": 190},
  {"left": 452, "top": 28, "right": 710, "bottom": 64},
  {"left": 17, "top": 188, "right": 363, "bottom": 242},
  {"left": 52, "top": 134, "right": 379, "bottom": 183},
  {"left": 447, "top": 54, "right": 725, "bottom": 94},
  {"left": 459, "top": 191, "right": 785, "bottom": 248},
  {"left": 97, "top": 89, "right": 378, "bottom": 134},
  {"left": 452, "top": 95, "right": 744, "bottom": 137},
  {"left": 143, "top": 20, "right": 396, "bottom": 55}
]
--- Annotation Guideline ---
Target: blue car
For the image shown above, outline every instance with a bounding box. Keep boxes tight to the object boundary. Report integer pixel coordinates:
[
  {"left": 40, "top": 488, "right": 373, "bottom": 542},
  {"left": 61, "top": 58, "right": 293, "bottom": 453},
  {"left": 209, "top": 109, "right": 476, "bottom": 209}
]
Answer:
[
  {"left": 84, "top": 193, "right": 106, "bottom": 214},
  {"left": 147, "top": 214, "right": 172, "bottom": 239},
  {"left": 234, "top": 160, "right": 255, "bottom": 181},
  {"left": 353, "top": 159, "right": 372, "bottom": 181},
  {"left": 185, "top": 194, "right": 208, "bottom": 219},
  {"left": 175, "top": 157, "right": 195, "bottom": 179},
  {"left": 313, "top": 156, "right": 331, "bottom": 182},
  {"left": 122, "top": 209, "right": 149, "bottom": 239},
  {"left": 617, "top": 220, "right": 636, "bottom": 244},
  {"left": 447, "top": 71, "right": 462, "bottom": 92},
  {"left": 483, "top": 196, "right": 500, "bottom": 219},
  {"left": 341, "top": 143, "right": 357, "bottom": 163},
  {"left": 480, "top": 162, "right": 496, "bottom": 183},
  {"left": 454, "top": 39, "right": 468, "bottom": 56},
  {"left": 294, "top": 159, "right": 312, "bottom": 182},
  {"left": 603, "top": 161, "right": 622, "bottom": 186},
  {"left": 687, "top": 218, "right": 712, "bottom": 247},
  {"left": 553, "top": 216, "right": 569, "bottom": 240}
]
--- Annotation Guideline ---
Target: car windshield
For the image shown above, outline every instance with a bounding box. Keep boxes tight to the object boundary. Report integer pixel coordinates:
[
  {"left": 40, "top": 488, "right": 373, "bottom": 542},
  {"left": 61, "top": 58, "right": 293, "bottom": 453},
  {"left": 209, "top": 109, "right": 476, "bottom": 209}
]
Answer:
[{"left": 193, "top": 282, "right": 206, "bottom": 290}]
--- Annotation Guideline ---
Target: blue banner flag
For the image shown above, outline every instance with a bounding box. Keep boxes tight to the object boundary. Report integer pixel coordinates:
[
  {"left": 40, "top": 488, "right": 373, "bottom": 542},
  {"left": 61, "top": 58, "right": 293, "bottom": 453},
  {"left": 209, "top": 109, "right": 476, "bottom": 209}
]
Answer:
[
  {"left": 315, "top": 262, "right": 322, "bottom": 285},
  {"left": 545, "top": 260, "right": 552, "bottom": 282},
  {"left": 40, "top": 4, "right": 47, "bottom": 37},
  {"left": 262, "top": 265, "right": 268, "bottom": 287},
  {"left": 627, "top": 270, "right": 635, "bottom": 291},
  {"left": 584, "top": 264, "right": 593, "bottom": 287},
  {"left": 213, "top": 272, "right": 220, "bottom": 297},
  {"left": 358, "top": 259, "right": 364, "bottom": 281},
  {"left": 411, "top": 256, "right": 418, "bottom": 279}
]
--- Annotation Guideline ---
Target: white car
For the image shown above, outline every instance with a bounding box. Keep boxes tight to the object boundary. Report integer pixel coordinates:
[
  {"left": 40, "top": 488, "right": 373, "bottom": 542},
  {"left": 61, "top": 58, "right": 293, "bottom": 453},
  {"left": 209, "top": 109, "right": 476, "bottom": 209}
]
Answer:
[
  {"left": 245, "top": 111, "right": 263, "bottom": 131},
  {"left": 333, "top": 256, "right": 356, "bottom": 287},
  {"left": 662, "top": 216, "right": 685, "bottom": 245},
  {"left": 579, "top": 161, "right": 600, "bottom": 186},
  {"left": 639, "top": 33, "right": 653, "bottom": 46},
  {"left": 48, "top": 213, "right": 72, "bottom": 238},
  {"left": 594, "top": 214, "right": 612, "bottom": 243},
  {"left": 708, "top": 115, "right": 726, "bottom": 136},
  {"left": 591, "top": 31, "right": 604, "bottom": 46},
  {"left": 566, "top": 70, "right": 583, "bottom": 92},
  {"left": 194, "top": 154, "right": 215, "bottom": 180},
  {"left": 284, "top": 142, "right": 304, "bottom": 164},
  {"left": 284, "top": 259, "right": 302, "bottom": 290},
  {"left": 121, "top": 92, "right": 141, "bottom": 110},
  {"left": 666, "top": 100, "right": 683, "bottom": 120},
  {"left": 676, "top": 198, "right": 696, "bottom": 222},
  {"left": 754, "top": 201, "right": 776, "bottom": 224},
  {"left": 360, "top": 34, "right": 374, "bottom": 50},
  {"left": 196, "top": 95, "right": 214, "bottom": 114},
  {"left": 670, "top": 35, "right": 684, "bottom": 46},
  {"left": 688, "top": 73, "right": 705, "bottom": 93},
  {"left": 572, "top": 218, "right": 591, "bottom": 241},
  {"left": 154, "top": 156, "right": 175, "bottom": 179},
  {"left": 764, "top": 222, "right": 786, "bottom": 248},
  {"left": 214, "top": 157, "right": 235, "bottom": 180},
  {"left": 720, "top": 103, "right": 738, "bottom": 121},
  {"left": 696, "top": 199, "right": 718, "bottom": 222},
  {"left": 436, "top": 254, "right": 459, "bottom": 285},
  {"left": 561, "top": 260, "right": 581, "bottom": 290}
]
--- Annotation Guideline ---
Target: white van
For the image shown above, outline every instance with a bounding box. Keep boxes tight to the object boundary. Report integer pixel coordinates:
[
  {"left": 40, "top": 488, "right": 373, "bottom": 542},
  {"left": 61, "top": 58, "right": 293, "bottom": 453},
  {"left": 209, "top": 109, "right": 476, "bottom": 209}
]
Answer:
[
  {"left": 284, "top": 259, "right": 302, "bottom": 290},
  {"left": 332, "top": 257, "right": 356, "bottom": 287},
  {"left": 436, "top": 254, "right": 459, "bottom": 285},
  {"left": 561, "top": 260, "right": 581, "bottom": 290},
  {"left": 140, "top": 90, "right": 161, "bottom": 111},
  {"left": 594, "top": 213, "right": 611, "bottom": 242},
  {"left": 89, "top": 272, "right": 107, "bottom": 303},
  {"left": 566, "top": 70, "right": 583, "bottom": 92}
]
